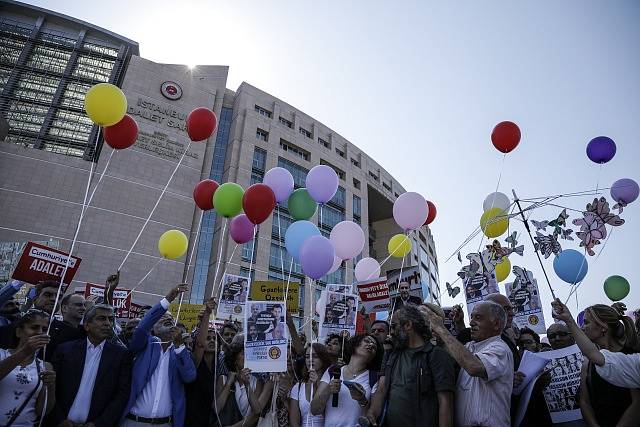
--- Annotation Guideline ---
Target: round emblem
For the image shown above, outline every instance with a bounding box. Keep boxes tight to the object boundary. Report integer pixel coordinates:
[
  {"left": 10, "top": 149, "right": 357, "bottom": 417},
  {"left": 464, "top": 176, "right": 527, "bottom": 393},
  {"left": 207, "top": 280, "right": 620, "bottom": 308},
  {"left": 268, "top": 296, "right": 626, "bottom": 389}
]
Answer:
[
  {"left": 268, "top": 346, "right": 281, "bottom": 360},
  {"left": 161, "top": 81, "right": 182, "bottom": 100},
  {"left": 233, "top": 305, "right": 242, "bottom": 314},
  {"left": 528, "top": 315, "right": 539, "bottom": 325}
]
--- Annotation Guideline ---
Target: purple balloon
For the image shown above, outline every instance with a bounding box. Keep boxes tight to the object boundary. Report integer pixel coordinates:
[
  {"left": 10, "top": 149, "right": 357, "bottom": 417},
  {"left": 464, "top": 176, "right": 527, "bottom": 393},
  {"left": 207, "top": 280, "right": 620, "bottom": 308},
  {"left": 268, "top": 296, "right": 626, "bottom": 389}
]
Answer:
[
  {"left": 229, "top": 214, "right": 255, "bottom": 244},
  {"left": 586, "top": 136, "right": 616, "bottom": 164},
  {"left": 263, "top": 167, "right": 294, "bottom": 203},
  {"left": 299, "top": 235, "right": 335, "bottom": 279},
  {"left": 577, "top": 310, "right": 585, "bottom": 327},
  {"left": 611, "top": 178, "right": 639, "bottom": 205},
  {"left": 305, "top": 165, "right": 338, "bottom": 204}
]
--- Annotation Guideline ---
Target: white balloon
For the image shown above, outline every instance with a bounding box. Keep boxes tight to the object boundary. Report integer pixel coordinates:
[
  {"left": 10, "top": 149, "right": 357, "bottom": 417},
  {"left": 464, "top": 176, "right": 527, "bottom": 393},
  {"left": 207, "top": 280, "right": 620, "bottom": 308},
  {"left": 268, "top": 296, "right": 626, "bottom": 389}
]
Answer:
[
  {"left": 393, "top": 192, "right": 428, "bottom": 230},
  {"left": 330, "top": 221, "right": 365, "bottom": 260},
  {"left": 483, "top": 192, "right": 510, "bottom": 212},
  {"left": 354, "top": 257, "right": 381, "bottom": 281}
]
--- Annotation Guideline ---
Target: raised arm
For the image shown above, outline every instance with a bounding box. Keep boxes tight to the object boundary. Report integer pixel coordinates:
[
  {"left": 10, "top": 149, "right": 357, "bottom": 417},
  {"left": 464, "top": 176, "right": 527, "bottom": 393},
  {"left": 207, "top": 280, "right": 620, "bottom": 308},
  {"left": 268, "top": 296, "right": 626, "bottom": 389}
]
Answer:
[
  {"left": 286, "top": 313, "right": 304, "bottom": 356},
  {"left": 0, "top": 334, "right": 49, "bottom": 380},
  {"left": 104, "top": 272, "right": 119, "bottom": 306},
  {"left": 551, "top": 299, "right": 604, "bottom": 366},
  {"left": 193, "top": 298, "right": 217, "bottom": 366}
]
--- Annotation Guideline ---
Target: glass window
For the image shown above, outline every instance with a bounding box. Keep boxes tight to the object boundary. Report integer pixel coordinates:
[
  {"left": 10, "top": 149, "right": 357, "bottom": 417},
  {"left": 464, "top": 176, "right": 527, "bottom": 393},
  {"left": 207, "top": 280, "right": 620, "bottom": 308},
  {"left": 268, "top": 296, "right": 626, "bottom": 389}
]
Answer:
[
  {"left": 256, "top": 128, "right": 269, "bottom": 141},
  {"left": 318, "top": 137, "right": 330, "bottom": 149},
  {"left": 279, "top": 116, "right": 292, "bottom": 128},
  {"left": 242, "top": 239, "right": 258, "bottom": 262},
  {"left": 299, "top": 127, "right": 312, "bottom": 138},
  {"left": 335, "top": 148, "right": 345, "bottom": 158},
  {"left": 353, "top": 194, "right": 361, "bottom": 220},
  {"left": 254, "top": 105, "right": 272, "bottom": 118},
  {"left": 319, "top": 204, "right": 345, "bottom": 230},
  {"left": 278, "top": 157, "right": 308, "bottom": 188},
  {"left": 252, "top": 147, "right": 267, "bottom": 172},
  {"left": 280, "top": 139, "right": 309, "bottom": 161}
]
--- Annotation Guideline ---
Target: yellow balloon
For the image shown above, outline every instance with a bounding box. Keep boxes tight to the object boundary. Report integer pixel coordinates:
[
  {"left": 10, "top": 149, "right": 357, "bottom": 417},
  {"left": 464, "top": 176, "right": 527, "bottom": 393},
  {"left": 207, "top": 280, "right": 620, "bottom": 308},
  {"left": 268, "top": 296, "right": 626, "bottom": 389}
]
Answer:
[
  {"left": 388, "top": 233, "right": 412, "bottom": 258},
  {"left": 84, "top": 83, "right": 127, "bottom": 126},
  {"left": 495, "top": 257, "right": 511, "bottom": 282},
  {"left": 158, "top": 230, "right": 188, "bottom": 259},
  {"left": 480, "top": 207, "right": 509, "bottom": 238}
]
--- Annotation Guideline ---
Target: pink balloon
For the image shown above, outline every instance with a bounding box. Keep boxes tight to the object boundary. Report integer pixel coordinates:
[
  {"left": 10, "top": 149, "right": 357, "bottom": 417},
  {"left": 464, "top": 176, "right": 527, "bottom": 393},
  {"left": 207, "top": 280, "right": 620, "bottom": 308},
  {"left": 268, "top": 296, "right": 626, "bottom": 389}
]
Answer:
[
  {"left": 229, "top": 214, "right": 254, "bottom": 244},
  {"left": 327, "top": 255, "right": 342, "bottom": 275},
  {"left": 354, "top": 257, "right": 381, "bottom": 281},
  {"left": 330, "top": 221, "right": 364, "bottom": 260},
  {"left": 393, "top": 192, "right": 428, "bottom": 231}
]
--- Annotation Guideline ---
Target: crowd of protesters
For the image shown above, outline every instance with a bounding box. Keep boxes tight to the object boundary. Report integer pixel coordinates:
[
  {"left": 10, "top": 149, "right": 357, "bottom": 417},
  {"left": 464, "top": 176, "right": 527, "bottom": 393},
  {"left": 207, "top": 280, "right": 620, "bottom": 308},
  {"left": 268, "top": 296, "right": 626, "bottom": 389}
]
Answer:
[{"left": 0, "top": 276, "right": 639, "bottom": 427}]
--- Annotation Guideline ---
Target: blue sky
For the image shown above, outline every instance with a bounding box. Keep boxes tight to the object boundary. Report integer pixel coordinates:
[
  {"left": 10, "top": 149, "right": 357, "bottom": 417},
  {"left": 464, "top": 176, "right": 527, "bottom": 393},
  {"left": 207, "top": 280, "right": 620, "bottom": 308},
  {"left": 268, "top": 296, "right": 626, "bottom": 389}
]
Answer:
[{"left": 32, "top": 0, "right": 640, "bottom": 324}]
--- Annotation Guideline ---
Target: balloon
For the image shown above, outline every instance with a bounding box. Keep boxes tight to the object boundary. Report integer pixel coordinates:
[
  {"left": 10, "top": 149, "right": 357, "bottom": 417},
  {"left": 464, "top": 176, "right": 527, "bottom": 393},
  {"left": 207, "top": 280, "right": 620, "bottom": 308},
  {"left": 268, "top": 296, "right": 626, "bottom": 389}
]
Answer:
[
  {"left": 330, "top": 221, "right": 364, "bottom": 260},
  {"left": 104, "top": 114, "right": 138, "bottom": 150},
  {"left": 193, "top": 179, "right": 219, "bottom": 211},
  {"left": 424, "top": 200, "right": 437, "bottom": 225},
  {"left": 306, "top": 165, "right": 339, "bottom": 204},
  {"left": 480, "top": 208, "right": 509, "bottom": 238},
  {"left": 84, "top": 83, "right": 127, "bottom": 126},
  {"left": 611, "top": 178, "right": 639, "bottom": 206},
  {"left": 327, "top": 255, "right": 342, "bottom": 275},
  {"left": 263, "top": 167, "right": 294, "bottom": 203},
  {"left": 393, "top": 192, "right": 428, "bottom": 231},
  {"left": 495, "top": 257, "right": 511, "bottom": 282},
  {"left": 577, "top": 310, "right": 585, "bottom": 327},
  {"left": 553, "top": 249, "right": 588, "bottom": 284},
  {"left": 388, "top": 234, "right": 411, "bottom": 258},
  {"left": 229, "top": 214, "right": 255, "bottom": 244},
  {"left": 213, "top": 183, "right": 244, "bottom": 218},
  {"left": 242, "top": 184, "right": 276, "bottom": 225},
  {"left": 483, "top": 192, "right": 510, "bottom": 212},
  {"left": 158, "top": 230, "right": 188, "bottom": 259},
  {"left": 603, "top": 275, "right": 630, "bottom": 301},
  {"left": 586, "top": 136, "right": 616, "bottom": 164},
  {"left": 299, "top": 235, "right": 335, "bottom": 279},
  {"left": 287, "top": 188, "right": 317, "bottom": 220},
  {"left": 284, "top": 220, "right": 320, "bottom": 261},
  {"left": 491, "top": 121, "right": 521, "bottom": 154},
  {"left": 354, "top": 257, "right": 381, "bottom": 282},
  {"left": 186, "top": 107, "right": 218, "bottom": 142}
]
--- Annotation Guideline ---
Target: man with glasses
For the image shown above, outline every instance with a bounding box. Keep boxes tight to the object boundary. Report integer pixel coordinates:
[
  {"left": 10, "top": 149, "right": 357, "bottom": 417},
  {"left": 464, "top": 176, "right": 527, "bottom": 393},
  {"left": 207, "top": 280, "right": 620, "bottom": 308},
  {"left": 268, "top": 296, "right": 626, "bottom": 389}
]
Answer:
[{"left": 546, "top": 323, "right": 576, "bottom": 350}]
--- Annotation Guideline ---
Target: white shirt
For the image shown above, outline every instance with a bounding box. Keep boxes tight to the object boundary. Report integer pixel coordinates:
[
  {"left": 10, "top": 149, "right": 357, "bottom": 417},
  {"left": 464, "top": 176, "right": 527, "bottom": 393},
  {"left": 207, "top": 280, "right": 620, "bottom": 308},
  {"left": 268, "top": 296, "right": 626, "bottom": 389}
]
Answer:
[
  {"left": 320, "top": 366, "right": 376, "bottom": 427},
  {"left": 455, "top": 335, "right": 513, "bottom": 427},
  {"left": 290, "top": 382, "right": 324, "bottom": 427},
  {"left": 68, "top": 339, "right": 106, "bottom": 423},
  {"left": 595, "top": 350, "right": 640, "bottom": 388}
]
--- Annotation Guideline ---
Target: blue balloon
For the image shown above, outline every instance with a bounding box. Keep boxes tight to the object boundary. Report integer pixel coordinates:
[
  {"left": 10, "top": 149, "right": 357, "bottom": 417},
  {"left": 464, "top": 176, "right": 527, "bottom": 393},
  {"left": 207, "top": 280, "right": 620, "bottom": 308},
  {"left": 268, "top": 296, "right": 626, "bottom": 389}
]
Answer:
[
  {"left": 553, "top": 249, "right": 588, "bottom": 284},
  {"left": 284, "top": 220, "right": 320, "bottom": 261}
]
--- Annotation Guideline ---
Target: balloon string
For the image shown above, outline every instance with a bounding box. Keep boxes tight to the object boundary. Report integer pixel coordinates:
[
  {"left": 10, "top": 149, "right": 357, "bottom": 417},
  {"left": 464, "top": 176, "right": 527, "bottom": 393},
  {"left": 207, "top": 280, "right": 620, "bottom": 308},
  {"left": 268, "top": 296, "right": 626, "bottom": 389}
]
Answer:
[
  {"left": 369, "top": 233, "right": 410, "bottom": 281},
  {"left": 124, "top": 257, "right": 163, "bottom": 300},
  {"left": 277, "top": 208, "right": 286, "bottom": 283},
  {"left": 175, "top": 210, "right": 205, "bottom": 325},
  {"left": 247, "top": 225, "right": 257, "bottom": 281},
  {"left": 119, "top": 140, "right": 192, "bottom": 271},
  {"left": 210, "top": 217, "right": 229, "bottom": 298},
  {"left": 389, "top": 250, "right": 407, "bottom": 318},
  {"left": 85, "top": 148, "right": 115, "bottom": 208},
  {"left": 212, "top": 243, "right": 240, "bottom": 317},
  {"left": 477, "top": 153, "right": 507, "bottom": 252}
]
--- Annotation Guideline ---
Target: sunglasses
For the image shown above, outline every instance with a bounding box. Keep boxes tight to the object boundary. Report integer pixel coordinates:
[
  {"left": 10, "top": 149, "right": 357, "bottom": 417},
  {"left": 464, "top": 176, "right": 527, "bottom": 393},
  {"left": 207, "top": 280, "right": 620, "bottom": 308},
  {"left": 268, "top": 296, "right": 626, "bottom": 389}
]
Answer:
[{"left": 547, "top": 331, "right": 569, "bottom": 339}]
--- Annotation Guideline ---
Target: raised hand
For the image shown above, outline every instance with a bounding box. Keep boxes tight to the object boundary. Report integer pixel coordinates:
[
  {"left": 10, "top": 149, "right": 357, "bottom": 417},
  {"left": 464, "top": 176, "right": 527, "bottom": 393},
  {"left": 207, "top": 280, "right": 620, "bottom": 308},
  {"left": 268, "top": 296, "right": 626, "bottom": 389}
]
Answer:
[
  {"left": 551, "top": 298, "right": 573, "bottom": 323},
  {"left": 238, "top": 368, "right": 252, "bottom": 386},
  {"left": 204, "top": 297, "right": 217, "bottom": 313},
  {"left": 40, "top": 369, "right": 56, "bottom": 386},
  {"left": 328, "top": 378, "right": 341, "bottom": 394},
  {"left": 166, "top": 283, "right": 189, "bottom": 303},
  {"left": 23, "top": 334, "right": 50, "bottom": 355},
  {"left": 105, "top": 271, "right": 119, "bottom": 290}
]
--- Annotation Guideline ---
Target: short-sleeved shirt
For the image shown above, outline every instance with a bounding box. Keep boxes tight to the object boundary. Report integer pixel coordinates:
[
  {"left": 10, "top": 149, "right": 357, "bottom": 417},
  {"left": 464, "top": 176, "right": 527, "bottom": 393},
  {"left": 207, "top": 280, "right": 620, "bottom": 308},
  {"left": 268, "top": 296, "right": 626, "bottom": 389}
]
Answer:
[
  {"left": 455, "top": 335, "right": 513, "bottom": 427},
  {"left": 320, "top": 366, "right": 376, "bottom": 427},
  {"left": 596, "top": 350, "right": 640, "bottom": 389}
]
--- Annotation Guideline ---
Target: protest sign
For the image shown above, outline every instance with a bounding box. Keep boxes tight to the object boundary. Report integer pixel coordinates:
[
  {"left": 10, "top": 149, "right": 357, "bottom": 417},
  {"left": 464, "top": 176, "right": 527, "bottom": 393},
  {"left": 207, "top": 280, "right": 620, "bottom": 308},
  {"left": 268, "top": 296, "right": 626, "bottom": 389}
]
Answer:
[
  {"left": 11, "top": 242, "right": 81, "bottom": 285},
  {"left": 326, "top": 284, "right": 353, "bottom": 294},
  {"left": 217, "top": 273, "right": 249, "bottom": 321},
  {"left": 129, "top": 302, "right": 147, "bottom": 319},
  {"left": 318, "top": 290, "right": 357, "bottom": 339},
  {"left": 168, "top": 303, "right": 202, "bottom": 332},
  {"left": 250, "top": 280, "right": 300, "bottom": 314},
  {"left": 356, "top": 277, "right": 390, "bottom": 313},
  {"left": 386, "top": 265, "right": 425, "bottom": 301},
  {"left": 463, "top": 272, "right": 499, "bottom": 317},
  {"left": 513, "top": 350, "right": 549, "bottom": 395},
  {"left": 84, "top": 283, "right": 132, "bottom": 318},
  {"left": 540, "top": 344, "right": 584, "bottom": 424},
  {"left": 442, "top": 307, "right": 459, "bottom": 336},
  {"left": 505, "top": 266, "right": 546, "bottom": 334},
  {"left": 244, "top": 301, "right": 287, "bottom": 372}
]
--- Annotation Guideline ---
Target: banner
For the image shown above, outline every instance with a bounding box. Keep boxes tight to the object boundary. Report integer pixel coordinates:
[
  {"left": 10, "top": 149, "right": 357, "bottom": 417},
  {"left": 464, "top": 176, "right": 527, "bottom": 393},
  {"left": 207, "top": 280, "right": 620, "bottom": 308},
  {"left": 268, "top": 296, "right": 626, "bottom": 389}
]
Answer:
[
  {"left": 217, "top": 273, "right": 249, "bottom": 321},
  {"left": 326, "top": 284, "right": 353, "bottom": 294},
  {"left": 318, "top": 290, "right": 357, "bottom": 340},
  {"left": 386, "top": 265, "right": 425, "bottom": 301},
  {"left": 463, "top": 272, "right": 499, "bottom": 318},
  {"left": 84, "top": 283, "right": 132, "bottom": 318},
  {"left": 168, "top": 303, "right": 202, "bottom": 332},
  {"left": 540, "top": 344, "right": 584, "bottom": 424},
  {"left": 129, "top": 302, "right": 147, "bottom": 319},
  {"left": 244, "top": 301, "right": 287, "bottom": 372},
  {"left": 11, "top": 242, "right": 81, "bottom": 285},
  {"left": 250, "top": 280, "right": 300, "bottom": 314},
  {"left": 505, "top": 266, "right": 546, "bottom": 334},
  {"left": 356, "top": 277, "right": 390, "bottom": 313},
  {"left": 1, "top": 240, "right": 60, "bottom": 286}
]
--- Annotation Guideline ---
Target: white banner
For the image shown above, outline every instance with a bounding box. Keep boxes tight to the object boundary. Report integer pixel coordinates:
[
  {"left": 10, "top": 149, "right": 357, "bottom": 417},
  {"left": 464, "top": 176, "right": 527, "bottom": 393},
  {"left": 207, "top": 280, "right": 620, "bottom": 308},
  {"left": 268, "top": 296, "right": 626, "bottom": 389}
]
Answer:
[
  {"left": 318, "top": 290, "right": 357, "bottom": 340},
  {"left": 505, "top": 266, "right": 546, "bottom": 334},
  {"left": 540, "top": 344, "right": 584, "bottom": 424},
  {"left": 244, "top": 301, "right": 288, "bottom": 373},
  {"left": 217, "top": 273, "right": 249, "bottom": 322}
]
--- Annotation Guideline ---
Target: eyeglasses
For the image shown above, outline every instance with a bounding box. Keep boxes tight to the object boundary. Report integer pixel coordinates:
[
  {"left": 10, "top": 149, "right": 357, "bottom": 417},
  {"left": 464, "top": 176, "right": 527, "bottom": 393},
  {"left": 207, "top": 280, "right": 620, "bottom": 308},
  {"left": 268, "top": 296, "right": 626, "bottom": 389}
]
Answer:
[{"left": 547, "top": 331, "right": 569, "bottom": 339}]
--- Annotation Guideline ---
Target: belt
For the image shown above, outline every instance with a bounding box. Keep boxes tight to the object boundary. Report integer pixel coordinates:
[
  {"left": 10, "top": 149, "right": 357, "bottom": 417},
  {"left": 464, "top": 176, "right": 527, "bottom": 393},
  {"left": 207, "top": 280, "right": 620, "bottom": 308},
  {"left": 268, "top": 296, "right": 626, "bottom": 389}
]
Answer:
[{"left": 126, "top": 413, "right": 172, "bottom": 424}]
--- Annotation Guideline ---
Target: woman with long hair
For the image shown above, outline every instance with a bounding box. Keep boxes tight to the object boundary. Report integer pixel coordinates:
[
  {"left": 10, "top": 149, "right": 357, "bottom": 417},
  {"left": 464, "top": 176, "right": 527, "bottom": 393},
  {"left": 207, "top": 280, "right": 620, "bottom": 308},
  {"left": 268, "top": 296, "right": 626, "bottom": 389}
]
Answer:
[
  {"left": 310, "top": 334, "right": 383, "bottom": 427},
  {"left": 289, "top": 343, "right": 332, "bottom": 427},
  {"left": 0, "top": 310, "right": 56, "bottom": 427}
]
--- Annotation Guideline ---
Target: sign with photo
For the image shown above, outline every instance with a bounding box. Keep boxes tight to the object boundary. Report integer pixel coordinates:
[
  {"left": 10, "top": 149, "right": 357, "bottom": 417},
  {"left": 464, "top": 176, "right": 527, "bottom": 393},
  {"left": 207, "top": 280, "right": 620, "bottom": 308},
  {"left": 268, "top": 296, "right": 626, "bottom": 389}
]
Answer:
[
  {"left": 326, "top": 284, "right": 353, "bottom": 294},
  {"left": 244, "top": 301, "right": 288, "bottom": 372},
  {"left": 386, "top": 265, "right": 425, "bottom": 301},
  {"left": 250, "top": 280, "right": 300, "bottom": 314},
  {"left": 318, "top": 290, "right": 357, "bottom": 340},
  {"left": 442, "top": 306, "right": 459, "bottom": 336},
  {"left": 463, "top": 272, "right": 499, "bottom": 318},
  {"left": 11, "top": 242, "right": 81, "bottom": 285},
  {"left": 505, "top": 266, "right": 546, "bottom": 334},
  {"left": 217, "top": 273, "right": 249, "bottom": 321},
  {"left": 540, "top": 345, "right": 584, "bottom": 424},
  {"left": 356, "top": 277, "right": 390, "bottom": 313}
]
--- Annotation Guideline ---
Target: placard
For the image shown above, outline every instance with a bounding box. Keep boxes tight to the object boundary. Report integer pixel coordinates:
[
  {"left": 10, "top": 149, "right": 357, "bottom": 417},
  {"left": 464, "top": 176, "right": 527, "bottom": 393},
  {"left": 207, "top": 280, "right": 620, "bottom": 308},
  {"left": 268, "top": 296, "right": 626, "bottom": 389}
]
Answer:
[
  {"left": 463, "top": 272, "right": 499, "bottom": 318},
  {"left": 505, "top": 266, "right": 546, "bottom": 334},
  {"left": 217, "top": 273, "right": 249, "bottom": 321},
  {"left": 84, "top": 283, "right": 132, "bottom": 318},
  {"left": 540, "top": 344, "right": 584, "bottom": 424},
  {"left": 326, "top": 284, "right": 353, "bottom": 294},
  {"left": 11, "top": 242, "right": 81, "bottom": 285},
  {"left": 386, "top": 265, "right": 425, "bottom": 301},
  {"left": 356, "top": 277, "right": 390, "bottom": 313},
  {"left": 250, "top": 280, "right": 299, "bottom": 314},
  {"left": 318, "top": 290, "right": 357, "bottom": 339},
  {"left": 244, "top": 301, "right": 287, "bottom": 372},
  {"left": 442, "top": 306, "right": 459, "bottom": 336},
  {"left": 168, "top": 303, "right": 202, "bottom": 332}
]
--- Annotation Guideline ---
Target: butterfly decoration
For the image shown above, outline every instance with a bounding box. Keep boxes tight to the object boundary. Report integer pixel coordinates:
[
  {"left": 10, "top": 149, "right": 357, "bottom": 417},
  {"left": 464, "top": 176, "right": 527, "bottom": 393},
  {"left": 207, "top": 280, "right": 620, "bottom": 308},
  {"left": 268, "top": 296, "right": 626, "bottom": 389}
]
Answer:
[
  {"left": 505, "top": 231, "right": 519, "bottom": 249},
  {"left": 559, "top": 228, "right": 574, "bottom": 241},
  {"left": 548, "top": 209, "right": 570, "bottom": 236},
  {"left": 512, "top": 265, "right": 535, "bottom": 288},
  {"left": 613, "top": 200, "right": 628, "bottom": 214},
  {"left": 531, "top": 220, "right": 549, "bottom": 231},
  {"left": 446, "top": 282, "right": 461, "bottom": 299},
  {"left": 534, "top": 231, "right": 562, "bottom": 259},
  {"left": 572, "top": 197, "right": 624, "bottom": 256},
  {"left": 485, "top": 240, "right": 524, "bottom": 261},
  {"left": 458, "top": 251, "right": 497, "bottom": 281},
  {"left": 457, "top": 251, "right": 462, "bottom": 263}
]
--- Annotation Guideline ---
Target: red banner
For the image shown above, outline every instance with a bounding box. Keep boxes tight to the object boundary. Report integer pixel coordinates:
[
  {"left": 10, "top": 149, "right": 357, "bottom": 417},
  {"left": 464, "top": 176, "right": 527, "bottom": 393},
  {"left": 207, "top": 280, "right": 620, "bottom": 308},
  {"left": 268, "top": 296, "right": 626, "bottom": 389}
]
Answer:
[
  {"left": 356, "top": 277, "right": 391, "bottom": 313},
  {"left": 84, "top": 283, "right": 132, "bottom": 318},
  {"left": 11, "top": 242, "right": 81, "bottom": 285}
]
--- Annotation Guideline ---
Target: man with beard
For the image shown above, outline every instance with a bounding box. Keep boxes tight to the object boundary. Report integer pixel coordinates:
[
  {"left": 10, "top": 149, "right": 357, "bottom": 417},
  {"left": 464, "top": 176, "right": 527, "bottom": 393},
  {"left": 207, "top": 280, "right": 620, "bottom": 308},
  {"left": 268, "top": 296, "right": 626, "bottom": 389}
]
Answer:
[
  {"left": 367, "top": 305, "right": 455, "bottom": 427},
  {"left": 120, "top": 318, "right": 141, "bottom": 347}
]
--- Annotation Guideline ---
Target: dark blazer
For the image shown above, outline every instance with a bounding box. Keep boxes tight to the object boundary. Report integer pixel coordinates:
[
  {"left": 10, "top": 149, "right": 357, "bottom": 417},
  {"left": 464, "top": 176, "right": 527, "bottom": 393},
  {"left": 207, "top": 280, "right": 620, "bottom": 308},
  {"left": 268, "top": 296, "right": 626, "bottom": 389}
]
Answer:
[{"left": 49, "top": 338, "right": 132, "bottom": 427}]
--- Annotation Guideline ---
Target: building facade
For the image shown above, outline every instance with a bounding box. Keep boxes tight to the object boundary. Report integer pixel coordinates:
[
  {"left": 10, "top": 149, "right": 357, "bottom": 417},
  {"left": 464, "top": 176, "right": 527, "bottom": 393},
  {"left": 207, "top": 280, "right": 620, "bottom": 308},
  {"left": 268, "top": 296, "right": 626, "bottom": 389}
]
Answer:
[{"left": 0, "top": 1, "right": 440, "bottom": 318}]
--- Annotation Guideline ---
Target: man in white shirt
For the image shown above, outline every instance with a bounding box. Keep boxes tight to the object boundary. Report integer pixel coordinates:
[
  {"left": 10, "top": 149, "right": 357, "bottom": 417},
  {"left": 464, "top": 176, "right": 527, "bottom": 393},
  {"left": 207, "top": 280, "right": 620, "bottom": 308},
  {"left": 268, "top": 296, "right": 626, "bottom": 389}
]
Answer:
[
  {"left": 424, "top": 301, "right": 513, "bottom": 427},
  {"left": 50, "top": 304, "right": 132, "bottom": 427}
]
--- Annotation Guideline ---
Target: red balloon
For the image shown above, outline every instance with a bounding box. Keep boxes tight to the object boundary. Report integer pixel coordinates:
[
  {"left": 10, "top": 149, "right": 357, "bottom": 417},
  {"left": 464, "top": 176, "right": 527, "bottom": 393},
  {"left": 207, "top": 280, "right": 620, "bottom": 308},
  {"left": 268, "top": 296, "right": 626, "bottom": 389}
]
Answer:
[
  {"left": 242, "top": 183, "right": 276, "bottom": 225},
  {"left": 424, "top": 200, "right": 437, "bottom": 225},
  {"left": 104, "top": 114, "right": 138, "bottom": 150},
  {"left": 193, "top": 179, "right": 219, "bottom": 210},
  {"left": 491, "top": 121, "right": 521, "bottom": 153},
  {"left": 186, "top": 107, "right": 217, "bottom": 142}
]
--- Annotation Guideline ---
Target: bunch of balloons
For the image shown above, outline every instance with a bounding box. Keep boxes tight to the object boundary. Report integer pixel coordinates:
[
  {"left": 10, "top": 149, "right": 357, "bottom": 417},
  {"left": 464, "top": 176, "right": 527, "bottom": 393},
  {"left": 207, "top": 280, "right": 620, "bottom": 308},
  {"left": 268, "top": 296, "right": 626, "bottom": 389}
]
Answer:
[
  {"left": 84, "top": 83, "right": 139, "bottom": 150},
  {"left": 480, "top": 192, "right": 510, "bottom": 238}
]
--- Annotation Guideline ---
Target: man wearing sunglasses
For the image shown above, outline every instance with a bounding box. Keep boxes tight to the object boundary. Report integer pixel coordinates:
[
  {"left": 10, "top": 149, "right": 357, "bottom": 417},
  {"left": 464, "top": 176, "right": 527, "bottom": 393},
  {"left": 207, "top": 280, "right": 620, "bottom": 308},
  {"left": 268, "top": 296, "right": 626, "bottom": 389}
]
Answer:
[{"left": 546, "top": 323, "right": 575, "bottom": 350}]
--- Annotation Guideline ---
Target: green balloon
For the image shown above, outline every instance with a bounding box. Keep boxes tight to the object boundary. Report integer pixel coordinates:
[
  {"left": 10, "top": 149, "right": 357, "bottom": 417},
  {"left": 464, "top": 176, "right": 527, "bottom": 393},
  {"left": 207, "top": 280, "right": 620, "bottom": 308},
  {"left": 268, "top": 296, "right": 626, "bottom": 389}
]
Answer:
[
  {"left": 287, "top": 188, "right": 317, "bottom": 220},
  {"left": 213, "top": 182, "right": 244, "bottom": 218},
  {"left": 603, "top": 275, "right": 630, "bottom": 301}
]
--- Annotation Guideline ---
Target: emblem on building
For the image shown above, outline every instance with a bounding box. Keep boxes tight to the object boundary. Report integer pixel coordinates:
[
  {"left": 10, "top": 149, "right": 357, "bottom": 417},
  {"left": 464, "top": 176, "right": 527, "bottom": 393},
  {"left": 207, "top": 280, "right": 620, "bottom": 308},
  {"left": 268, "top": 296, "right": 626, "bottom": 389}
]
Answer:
[{"left": 160, "top": 81, "right": 182, "bottom": 100}]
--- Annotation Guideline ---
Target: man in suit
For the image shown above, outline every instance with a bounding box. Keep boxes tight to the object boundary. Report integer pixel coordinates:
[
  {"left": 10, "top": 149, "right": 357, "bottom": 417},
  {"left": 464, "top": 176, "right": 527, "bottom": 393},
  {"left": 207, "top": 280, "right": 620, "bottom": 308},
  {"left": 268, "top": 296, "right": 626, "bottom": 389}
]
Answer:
[
  {"left": 49, "top": 304, "right": 132, "bottom": 427},
  {"left": 391, "top": 281, "right": 423, "bottom": 312},
  {"left": 122, "top": 284, "right": 196, "bottom": 427}
]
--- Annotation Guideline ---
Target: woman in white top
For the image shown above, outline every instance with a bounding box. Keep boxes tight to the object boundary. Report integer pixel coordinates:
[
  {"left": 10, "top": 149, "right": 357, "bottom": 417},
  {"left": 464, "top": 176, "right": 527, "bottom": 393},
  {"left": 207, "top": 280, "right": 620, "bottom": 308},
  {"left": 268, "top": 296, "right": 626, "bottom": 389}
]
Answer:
[
  {"left": 289, "top": 343, "right": 333, "bottom": 427},
  {"left": 310, "top": 334, "right": 383, "bottom": 427},
  {"left": 0, "top": 310, "right": 56, "bottom": 427}
]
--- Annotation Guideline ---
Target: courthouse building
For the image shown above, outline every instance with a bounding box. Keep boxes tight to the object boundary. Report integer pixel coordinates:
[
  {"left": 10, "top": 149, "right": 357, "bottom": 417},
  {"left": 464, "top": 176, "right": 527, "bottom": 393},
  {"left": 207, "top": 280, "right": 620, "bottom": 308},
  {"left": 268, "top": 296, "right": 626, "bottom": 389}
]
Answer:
[{"left": 0, "top": 0, "right": 441, "bottom": 316}]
